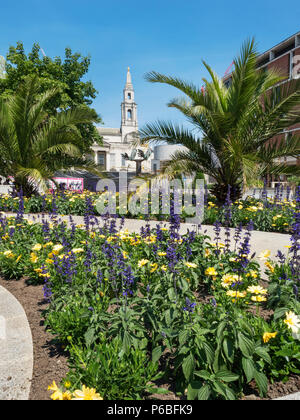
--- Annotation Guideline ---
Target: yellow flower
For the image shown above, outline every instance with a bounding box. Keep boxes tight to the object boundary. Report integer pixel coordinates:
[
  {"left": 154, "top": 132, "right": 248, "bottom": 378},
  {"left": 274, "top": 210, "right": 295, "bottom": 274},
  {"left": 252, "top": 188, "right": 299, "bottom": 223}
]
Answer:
[
  {"left": 32, "top": 244, "right": 42, "bottom": 252},
  {"left": 221, "top": 274, "right": 239, "bottom": 288},
  {"left": 15, "top": 255, "right": 22, "bottom": 263},
  {"left": 138, "top": 259, "right": 150, "bottom": 268},
  {"left": 72, "top": 385, "right": 103, "bottom": 400},
  {"left": 185, "top": 262, "right": 198, "bottom": 269},
  {"left": 62, "top": 391, "right": 72, "bottom": 400},
  {"left": 48, "top": 381, "right": 64, "bottom": 401},
  {"left": 247, "top": 285, "right": 268, "bottom": 295},
  {"left": 263, "top": 332, "right": 277, "bottom": 343},
  {"left": 251, "top": 295, "right": 267, "bottom": 302},
  {"left": 161, "top": 265, "right": 167, "bottom": 272},
  {"left": 259, "top": 250, "right": 271, "bottom": 260},
  {"left": 157, "top": 252, "right": 167, "bottom": 257},
  {"left": 122, "top": 251, "right": 128, "bottom": 259},
  {"left": 284, "top": 311, "right": 300, "bottom": 334},
  {"left": 30, "top": 253, "right": 39, "bottom": 264},
  {"left": 204, "top": 248, "right": 210, "bottom": 258},
  {"left": 246, "top": 270, "right": 258, "bottom": 279},
  {"left": 52, "top": 244, "right": 64, "bottom": 254},
  {"left": 205, "top": 267, "right": 218, "bottom": 276},
  {"left": 39, "top": 273, "right": 51, "bottom": 279},
  {"left": 150, "top": 263, "right": 158, "bottom": 273},
  {"left": 72, "top": 248, "right": 85, "bottom": 254},
  {"left": 226, "top": 290, "right": 247, "bottom": 298},
  {"left": 64, "top": 381, "right": 71, "bottom": 389},
  {"left": 264, "top": 261, "right": 275, "bottom": 273},
  {"left": 3, "top": 250, "right": 14, "bottom": 258}
]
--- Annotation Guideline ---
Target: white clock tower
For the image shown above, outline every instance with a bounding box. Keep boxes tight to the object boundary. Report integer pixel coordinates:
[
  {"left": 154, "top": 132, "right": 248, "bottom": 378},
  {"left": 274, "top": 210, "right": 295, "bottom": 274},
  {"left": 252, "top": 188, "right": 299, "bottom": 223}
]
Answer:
[{"left": 121, "top": 67, "right": 138, "bottom": 142}]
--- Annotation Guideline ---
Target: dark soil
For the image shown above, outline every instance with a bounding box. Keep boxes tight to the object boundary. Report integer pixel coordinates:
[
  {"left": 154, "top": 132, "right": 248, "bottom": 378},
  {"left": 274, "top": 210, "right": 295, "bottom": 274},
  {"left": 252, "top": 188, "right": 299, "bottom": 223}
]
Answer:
[{"left": 0, "top": 276, "right": 299, "bottom": 401}]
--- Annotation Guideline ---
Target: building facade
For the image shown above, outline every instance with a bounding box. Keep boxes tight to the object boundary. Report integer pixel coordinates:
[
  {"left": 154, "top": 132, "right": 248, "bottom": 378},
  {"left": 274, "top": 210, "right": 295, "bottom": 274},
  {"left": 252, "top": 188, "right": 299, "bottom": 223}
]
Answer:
[
  {"left": 91, "top": 67, "right": 153, "bottom": 173},
  {"left": 223, "top": 31, "right": 300, "bottom": 178}
]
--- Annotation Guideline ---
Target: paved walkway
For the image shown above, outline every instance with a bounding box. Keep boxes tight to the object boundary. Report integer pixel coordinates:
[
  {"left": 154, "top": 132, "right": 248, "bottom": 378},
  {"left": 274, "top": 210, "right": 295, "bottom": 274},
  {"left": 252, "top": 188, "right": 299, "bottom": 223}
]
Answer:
[
  {"left": 0, "top": 212, "right": 297, "bottom": 400},
  {"left": 0, "top": 285, "right": 33, "bottom": 400}
]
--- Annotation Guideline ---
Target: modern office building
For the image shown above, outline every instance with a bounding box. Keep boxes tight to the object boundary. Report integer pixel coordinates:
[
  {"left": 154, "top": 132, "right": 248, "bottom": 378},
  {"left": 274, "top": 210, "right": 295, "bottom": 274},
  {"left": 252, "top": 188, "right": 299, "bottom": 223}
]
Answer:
[{"left": 223, "top": 31, "right": 300, "bottom": 183}]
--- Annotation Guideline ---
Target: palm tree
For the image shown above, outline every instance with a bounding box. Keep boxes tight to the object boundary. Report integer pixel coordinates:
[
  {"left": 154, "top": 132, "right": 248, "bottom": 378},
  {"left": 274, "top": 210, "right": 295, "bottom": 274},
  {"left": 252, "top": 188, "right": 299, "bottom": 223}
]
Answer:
[
  {"left": 0, "top": 76, "right": 100, "bottom": 196},
  {"left": 138, "top": 39, "right": 300, "bottom": 203}
]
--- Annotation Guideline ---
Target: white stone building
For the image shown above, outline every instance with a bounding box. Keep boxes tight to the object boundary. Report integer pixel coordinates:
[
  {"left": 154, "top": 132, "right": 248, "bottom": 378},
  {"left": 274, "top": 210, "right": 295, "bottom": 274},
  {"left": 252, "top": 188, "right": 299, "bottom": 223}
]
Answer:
[{"left": 91, "top": 67, "right": 153, "bottom": 173}]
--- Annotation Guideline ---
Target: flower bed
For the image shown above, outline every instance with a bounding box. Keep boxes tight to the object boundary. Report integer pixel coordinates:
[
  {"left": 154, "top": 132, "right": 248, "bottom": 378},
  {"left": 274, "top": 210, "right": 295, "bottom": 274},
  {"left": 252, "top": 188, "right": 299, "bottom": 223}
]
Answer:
[
  {"left": 0, "top": 198, "right": 299, "bottom": 400},
  {"left": 0, "top": 186, "right": 297, "bottom": 233}
]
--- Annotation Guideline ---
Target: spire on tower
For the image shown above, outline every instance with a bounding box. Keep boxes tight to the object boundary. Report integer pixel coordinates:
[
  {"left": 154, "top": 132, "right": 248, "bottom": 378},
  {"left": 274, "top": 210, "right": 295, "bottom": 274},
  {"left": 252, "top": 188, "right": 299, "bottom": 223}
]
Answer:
[{"left": 125, "top": 66, "right": 133, "bottom": 88}]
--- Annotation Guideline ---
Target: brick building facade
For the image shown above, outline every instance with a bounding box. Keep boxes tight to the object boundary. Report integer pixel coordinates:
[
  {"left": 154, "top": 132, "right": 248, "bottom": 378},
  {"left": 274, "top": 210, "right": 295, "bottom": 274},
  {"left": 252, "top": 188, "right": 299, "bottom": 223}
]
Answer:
[{"left": 224, "top": 31, "right": 300, "bottom": 184}]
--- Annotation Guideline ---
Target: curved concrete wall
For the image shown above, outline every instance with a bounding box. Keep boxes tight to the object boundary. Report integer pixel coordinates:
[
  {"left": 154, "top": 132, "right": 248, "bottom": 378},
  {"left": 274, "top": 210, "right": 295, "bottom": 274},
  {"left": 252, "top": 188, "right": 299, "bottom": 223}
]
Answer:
[{"left": 153, "top": 145, "right": 187, "bottom": 160}]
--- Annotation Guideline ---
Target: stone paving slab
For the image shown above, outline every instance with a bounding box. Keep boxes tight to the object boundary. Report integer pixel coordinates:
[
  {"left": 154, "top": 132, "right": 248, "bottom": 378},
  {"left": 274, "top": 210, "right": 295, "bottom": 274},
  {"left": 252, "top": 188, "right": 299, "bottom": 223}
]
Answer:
[
  {"left": 274, "top": 392, "right": 300, "bottom": 400},
  {"left": 0, "top": 285, "right": 33, "bottom": 400}
]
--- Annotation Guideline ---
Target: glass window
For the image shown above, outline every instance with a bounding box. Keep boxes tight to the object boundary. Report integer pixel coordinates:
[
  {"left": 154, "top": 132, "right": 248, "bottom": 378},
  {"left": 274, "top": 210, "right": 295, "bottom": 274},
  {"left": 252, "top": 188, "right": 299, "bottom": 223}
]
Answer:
[
  {"left": 97, "top": 152, "right": 106, "bottom": 169},
  {"left": 127, "top": 109, "right": 132, "bottom": 120}
]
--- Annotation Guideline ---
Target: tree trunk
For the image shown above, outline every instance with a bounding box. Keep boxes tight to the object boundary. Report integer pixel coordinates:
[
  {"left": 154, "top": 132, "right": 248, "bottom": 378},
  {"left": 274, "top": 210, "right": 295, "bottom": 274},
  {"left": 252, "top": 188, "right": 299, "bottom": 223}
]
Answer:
[{"left": 210, "top": 183, "right": 242, "bottom": 204}]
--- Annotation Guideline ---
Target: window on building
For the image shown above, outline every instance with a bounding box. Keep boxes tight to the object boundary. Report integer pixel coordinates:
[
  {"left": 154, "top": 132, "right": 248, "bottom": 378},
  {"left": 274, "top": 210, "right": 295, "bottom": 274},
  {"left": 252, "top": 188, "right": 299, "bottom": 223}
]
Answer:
[
  {"left": 274, "top": 41, "right": 295, "bottom": 59},
  {"left": 127, "top": 109, "right": 132, "bottom": 120},
  {"left": 97, "top": 152, "right": 106, "bottom": 169},
  {"left": 128, "top": 93, "right": 131, "bottom": 100}
]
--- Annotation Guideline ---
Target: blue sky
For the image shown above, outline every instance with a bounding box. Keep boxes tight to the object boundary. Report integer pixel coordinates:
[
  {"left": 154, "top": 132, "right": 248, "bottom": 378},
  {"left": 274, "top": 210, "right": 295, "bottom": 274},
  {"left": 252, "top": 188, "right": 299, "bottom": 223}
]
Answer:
[{"left": 0, "top": 0, "right": 299, "bottom": 129}]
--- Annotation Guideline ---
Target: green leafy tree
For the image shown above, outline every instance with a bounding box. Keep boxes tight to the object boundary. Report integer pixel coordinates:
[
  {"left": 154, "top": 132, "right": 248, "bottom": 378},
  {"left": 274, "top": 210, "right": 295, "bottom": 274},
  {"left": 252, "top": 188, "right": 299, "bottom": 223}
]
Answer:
[
  {"left": 0, "top": 76, "right": 100, "bottom": 196},
  {"left": 0, "top": 41, "right": 102, "bottom": 151},
  {"left": 139, "top": 39, "right": 300, "bottom": 203}
]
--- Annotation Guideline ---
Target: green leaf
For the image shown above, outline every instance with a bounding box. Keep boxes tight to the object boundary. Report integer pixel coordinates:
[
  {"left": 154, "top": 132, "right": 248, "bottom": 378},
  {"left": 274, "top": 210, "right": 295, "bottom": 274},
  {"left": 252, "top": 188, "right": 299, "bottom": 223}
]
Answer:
[
  {"left": 182, "top": 354, "right": 195, "bottom": 382},
  {"left": 187, "top": 380, "right": 203, "bottom": 400},
  {"left": 216, "top": 321, "right": 227, "bottom": 339},
  {"left": 253, "top": 370, "right": 268, "bottom": 397},
  {"left": 203, "top": 341, "right": 215, "bottom": 365},
  {"left": 255, "top": 346, "right": 271, "bottom": 364},
  {"left": 179, "top": 330, "right": 189, "bottom": 346},
  {"left": 273, "top": 307, "right": 289, "bottom": 321},
  {"left": 84, "top": 328, "right": 95, "bottom": 347},
  {"left": 215, "top": 370, "right": 239, "bottom": 383},
  {"left": 146, "top": 387, "right": 170, "bottom": 395},
  {"left": 198, "top": 384, "right": 211, "bottom": 400},
  {"left": 122, "top": 331, "right": 132, "bottom": 353},
  {"left": 152, "top": 346, "right": 164, "bottom": 363},
  {"left": 238, "top": 332, "right": 255, "bottom": 357},
  {"left": 167, "top": 287, "right": 176, "bottom": 302},
  {"left": 194, "top": 370, "right": 211, "bottom": 380},
  {"left": 225, "top": 386, "right": 237, "bottom": 400},
  {"left": 223, "top": 338, "right": 234, "bottom": 363},
  {"left": 242, "top": 357, "right": 255, "bottom": 383}
]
